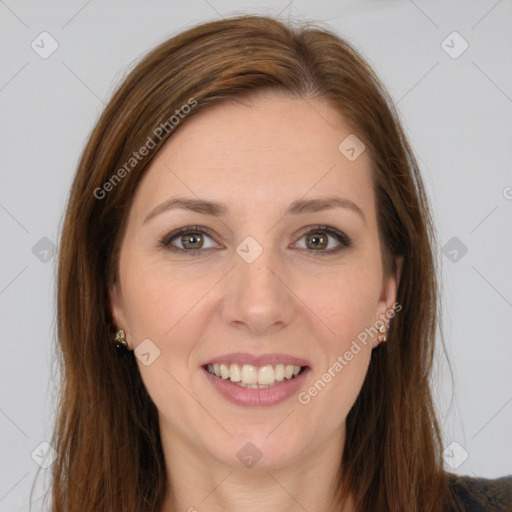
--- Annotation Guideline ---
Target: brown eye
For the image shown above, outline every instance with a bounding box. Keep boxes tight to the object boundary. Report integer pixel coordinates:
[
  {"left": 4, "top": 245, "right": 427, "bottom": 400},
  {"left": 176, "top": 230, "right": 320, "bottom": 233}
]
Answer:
[
  {"left": 305, "top": 233, "right": 329, "bottom": 250},
  {"left": 161, "top": 226, "right": 218, "bottom": 253},
  {"left": 180, "top": 233, "right": 204, "bottom": 250},
  {"left": 294, "top": 226, "right": 351, "bottom": 257}
]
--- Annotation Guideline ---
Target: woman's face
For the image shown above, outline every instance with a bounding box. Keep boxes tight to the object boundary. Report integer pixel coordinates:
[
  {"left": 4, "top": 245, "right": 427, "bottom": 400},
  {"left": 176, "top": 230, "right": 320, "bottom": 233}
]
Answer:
[{"left": 110, "top": 93, "right": 401, "bottom": 470}]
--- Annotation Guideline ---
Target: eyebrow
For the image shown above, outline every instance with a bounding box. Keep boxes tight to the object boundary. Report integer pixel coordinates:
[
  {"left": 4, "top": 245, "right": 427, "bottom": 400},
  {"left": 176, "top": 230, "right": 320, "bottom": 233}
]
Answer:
[{"left": 143, "top": 195, "right": 366, "bottom": 224}]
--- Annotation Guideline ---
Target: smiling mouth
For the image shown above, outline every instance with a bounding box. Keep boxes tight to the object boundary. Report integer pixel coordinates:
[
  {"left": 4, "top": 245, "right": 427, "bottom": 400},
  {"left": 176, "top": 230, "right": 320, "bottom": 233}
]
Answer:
[{"left": 204, "top": 363, "right": 307, "bottom": 389}]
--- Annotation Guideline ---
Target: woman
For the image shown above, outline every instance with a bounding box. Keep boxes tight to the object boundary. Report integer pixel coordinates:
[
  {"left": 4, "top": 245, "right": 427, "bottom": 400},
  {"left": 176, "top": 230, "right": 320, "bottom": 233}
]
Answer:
[{"left": 48, "top": 14, "right": 511, "bottom": 512}]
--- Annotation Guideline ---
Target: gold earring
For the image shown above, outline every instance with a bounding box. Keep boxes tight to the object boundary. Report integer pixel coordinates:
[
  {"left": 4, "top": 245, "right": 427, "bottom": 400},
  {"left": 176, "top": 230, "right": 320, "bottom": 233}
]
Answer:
[
  {"left": 114, "top": 329, "right": 128, "bottom": 349},
  {"left": 377, "top": 324, "right": 388, "bottom": 342}
]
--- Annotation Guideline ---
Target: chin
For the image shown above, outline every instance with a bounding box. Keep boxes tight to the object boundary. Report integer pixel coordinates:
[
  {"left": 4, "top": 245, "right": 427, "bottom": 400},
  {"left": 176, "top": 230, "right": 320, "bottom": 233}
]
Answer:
[{"left": 206, "top": 430, "right": 306, "bottom": 471}]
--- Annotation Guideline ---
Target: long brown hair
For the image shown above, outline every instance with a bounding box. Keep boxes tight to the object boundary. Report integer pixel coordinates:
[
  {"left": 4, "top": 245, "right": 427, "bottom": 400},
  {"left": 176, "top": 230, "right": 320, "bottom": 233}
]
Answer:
[{"left": 47, "top": 14, "right": 450, "bottom": 511}]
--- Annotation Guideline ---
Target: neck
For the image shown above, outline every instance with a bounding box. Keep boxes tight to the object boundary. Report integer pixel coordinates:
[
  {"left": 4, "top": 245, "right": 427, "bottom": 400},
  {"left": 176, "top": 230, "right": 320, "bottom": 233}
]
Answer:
[{"left": 159, "top": 422, "right": 354, "bottom": 512}]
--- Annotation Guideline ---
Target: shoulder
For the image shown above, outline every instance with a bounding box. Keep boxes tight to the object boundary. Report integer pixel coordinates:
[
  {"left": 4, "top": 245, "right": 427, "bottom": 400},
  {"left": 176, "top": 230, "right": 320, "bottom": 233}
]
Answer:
[{"left": 445, "top": 473, "right": 512, "bottom": 512}]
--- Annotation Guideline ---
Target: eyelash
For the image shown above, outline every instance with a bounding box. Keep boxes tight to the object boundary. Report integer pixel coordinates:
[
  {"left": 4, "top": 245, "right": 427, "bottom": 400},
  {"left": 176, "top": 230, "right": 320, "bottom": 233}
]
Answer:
[{"left": 159, "top": 225, "right": 352, "bottom": 258}]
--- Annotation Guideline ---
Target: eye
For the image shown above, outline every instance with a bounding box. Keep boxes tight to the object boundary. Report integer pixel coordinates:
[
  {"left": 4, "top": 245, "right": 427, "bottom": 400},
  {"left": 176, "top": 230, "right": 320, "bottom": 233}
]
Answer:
[
  {"left": 293, "top": 225, "right": 351, "bottom": 257},
  {"left": 161, "top": 226, "right": 218, "bottom": 254},
  {"left": 160, "top": 224, "right": 351, "bottom": 257}
]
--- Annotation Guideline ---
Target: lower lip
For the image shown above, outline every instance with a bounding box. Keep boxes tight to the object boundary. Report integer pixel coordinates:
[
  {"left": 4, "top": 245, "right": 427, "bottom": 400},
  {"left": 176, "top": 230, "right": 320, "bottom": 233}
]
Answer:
[{"left": 202, "top": 367, "right": 309, "bottom": 407}]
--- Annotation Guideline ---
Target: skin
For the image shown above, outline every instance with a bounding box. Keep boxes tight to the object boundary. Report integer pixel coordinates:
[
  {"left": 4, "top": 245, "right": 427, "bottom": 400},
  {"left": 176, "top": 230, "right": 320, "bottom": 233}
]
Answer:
[{"left": 110, "top": 92, "right": 403, "bottom": 512}]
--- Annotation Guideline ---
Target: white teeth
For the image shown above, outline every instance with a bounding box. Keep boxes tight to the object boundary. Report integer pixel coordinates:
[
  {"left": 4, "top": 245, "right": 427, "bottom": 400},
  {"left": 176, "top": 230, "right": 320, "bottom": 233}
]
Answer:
[
  {"left": 275, "top": 364, "right": 285, "bottom": 381},
  {"left": 258, "top": 365, "right": 275, "bottom": 385},
  {"left": 241, "top": 364, "right": 258, "bottom": 385},
  {"left": 229, "top": 363, "right": 241, "bottom": 382},
  {"left": 206, "top": 362, "right": 303, "bottom": 387},
  {"left": 220, "top": 364, "right": 230, "bottom": 379}
]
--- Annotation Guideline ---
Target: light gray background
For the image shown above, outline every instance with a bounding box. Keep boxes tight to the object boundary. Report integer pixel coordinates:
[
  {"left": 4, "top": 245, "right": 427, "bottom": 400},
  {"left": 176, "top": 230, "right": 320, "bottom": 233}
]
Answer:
[{"left": 1, "top": 0, "right": 511, "bottom": 510}]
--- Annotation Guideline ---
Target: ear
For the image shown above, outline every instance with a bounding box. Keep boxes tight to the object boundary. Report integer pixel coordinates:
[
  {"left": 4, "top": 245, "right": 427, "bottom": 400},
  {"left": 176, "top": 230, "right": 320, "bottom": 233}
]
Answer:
[
  {"left": 109, "top": 281, "right": 130, "bottom": 347},
  {"left": 373, "top": 255, "right": 403, "bottom": 347}
]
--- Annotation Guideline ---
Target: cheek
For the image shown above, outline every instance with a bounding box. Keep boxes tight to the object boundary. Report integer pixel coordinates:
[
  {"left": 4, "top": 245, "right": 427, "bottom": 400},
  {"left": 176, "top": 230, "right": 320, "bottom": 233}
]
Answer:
[
  {"left": 119, "top": 252, "right": 213, "bottom": 343},
  {"left": 310, "top": 263, "right": 383, "bottom": 350},
  {"left": 118, "top": 254, "right": 220, "bottom": 399},
  {"left": 119, "top": 260, "right": 209, "bottom": 426},
  {"left": 299, "top": 263, "right": 380, "bottom": 405}
]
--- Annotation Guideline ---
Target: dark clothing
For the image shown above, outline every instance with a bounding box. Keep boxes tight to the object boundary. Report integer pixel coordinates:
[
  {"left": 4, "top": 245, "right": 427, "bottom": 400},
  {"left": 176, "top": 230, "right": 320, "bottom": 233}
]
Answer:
[{"left": 445, "top": 473, "right": 512, "bottom": 511}]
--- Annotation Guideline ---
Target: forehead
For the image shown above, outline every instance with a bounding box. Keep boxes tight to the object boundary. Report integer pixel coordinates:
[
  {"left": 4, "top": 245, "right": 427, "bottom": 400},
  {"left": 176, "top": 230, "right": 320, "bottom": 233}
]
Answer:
[{"left": 130, "top": 93, "right": 376, "bottom": 222}]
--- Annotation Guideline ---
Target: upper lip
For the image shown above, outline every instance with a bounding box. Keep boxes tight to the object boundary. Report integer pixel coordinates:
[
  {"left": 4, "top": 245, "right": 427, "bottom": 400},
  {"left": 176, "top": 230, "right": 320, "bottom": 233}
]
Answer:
[{"left": 203, "top": 352, "right": 310, "bottom": 368}]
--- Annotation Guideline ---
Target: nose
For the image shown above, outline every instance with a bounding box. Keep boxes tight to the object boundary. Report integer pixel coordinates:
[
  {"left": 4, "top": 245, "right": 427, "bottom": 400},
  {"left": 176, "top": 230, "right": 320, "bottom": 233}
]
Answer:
[{"left": 220, "top": 244, "right": 295, "bottom": 337}]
